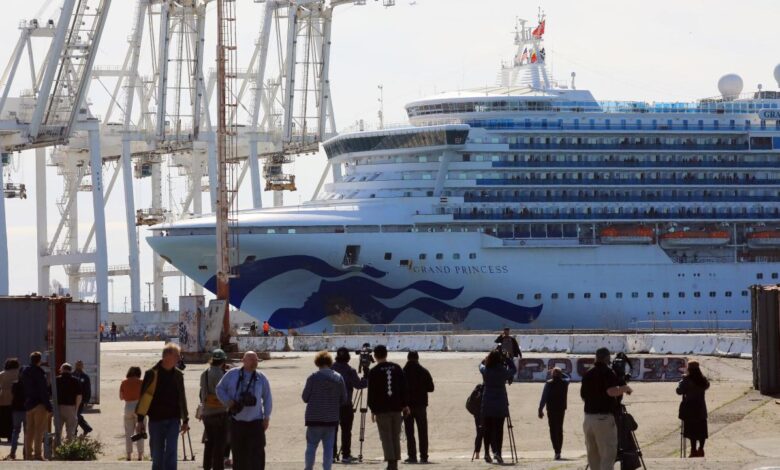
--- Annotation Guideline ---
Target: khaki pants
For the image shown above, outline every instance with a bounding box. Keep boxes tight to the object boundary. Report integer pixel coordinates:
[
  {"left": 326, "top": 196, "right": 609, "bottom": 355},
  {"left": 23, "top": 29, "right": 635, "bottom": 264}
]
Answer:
[
  {"left": 123, "top": 401, "right": 143, "bottom": 457},
  {"left": 375, "top": 412, "right": 403, "bottom": 462},
  {"left": 56, "top": 405, "right": 78, "bottom": 443},
  {"left": 583, "top": 413, "right": 617, "bottom": 470},
  {"left": 24, "top": 404, "right": 49, "bottom": 460}
]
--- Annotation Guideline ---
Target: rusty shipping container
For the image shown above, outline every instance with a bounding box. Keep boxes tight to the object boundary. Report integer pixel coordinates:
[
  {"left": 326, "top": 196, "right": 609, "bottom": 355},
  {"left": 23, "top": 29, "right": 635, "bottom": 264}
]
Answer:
[{"left": 0, "top": 296, "right": 100, "bottom": 403}]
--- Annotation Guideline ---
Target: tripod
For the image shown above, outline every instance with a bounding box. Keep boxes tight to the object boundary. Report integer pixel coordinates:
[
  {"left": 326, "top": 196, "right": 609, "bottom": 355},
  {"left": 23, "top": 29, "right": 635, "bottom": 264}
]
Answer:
[
  {"left": 352, "top": 385, "right": 369, "bottom": 463},
  {"left": 506, "top": 413, "right": 519, "bottom": 464},
  {"left": 585, "top": 405, "right": 646, "bottom": 470}
]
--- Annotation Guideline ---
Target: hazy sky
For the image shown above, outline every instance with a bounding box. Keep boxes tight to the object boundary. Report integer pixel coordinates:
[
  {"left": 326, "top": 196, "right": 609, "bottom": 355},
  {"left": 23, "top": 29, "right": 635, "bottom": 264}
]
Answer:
[{"left": 2, "top": 0, "right": 779, "bottom": 311}]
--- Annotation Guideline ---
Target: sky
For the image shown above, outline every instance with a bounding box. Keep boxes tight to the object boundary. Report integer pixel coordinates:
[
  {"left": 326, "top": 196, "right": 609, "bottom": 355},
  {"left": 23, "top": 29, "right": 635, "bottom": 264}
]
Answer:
[{"left": 2, "top": 0, "right": 780, "bottom": 311}]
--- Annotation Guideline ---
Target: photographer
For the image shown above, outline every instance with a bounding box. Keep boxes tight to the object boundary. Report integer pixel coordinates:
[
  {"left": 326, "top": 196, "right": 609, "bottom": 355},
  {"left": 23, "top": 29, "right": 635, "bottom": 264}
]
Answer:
[
  {"left": 331, "top": 347, "right": 366, "bottom": 464},
  {"left": 676, "top": 361, "right": 710, "bottom": 458},
  {"left": 367, "top": 345, "right": 409, "bottom": 470},
  {"left": 537, "top": 367, "right": 570, "bottom": 460},
  {"left": 216, "top": 351, "right": 273, "bottom": 470},
  {"left": 403, "top": 351, "right": 434, "bottom": 464},
  {"left": 580, "top": 348, "right": 632, "bottom": 470},
  {"left": 135, "top": 343, "right": 189, "bottom": 470},
  {"left": 479, "top": 349, "right": 515, "bottom": 464}
]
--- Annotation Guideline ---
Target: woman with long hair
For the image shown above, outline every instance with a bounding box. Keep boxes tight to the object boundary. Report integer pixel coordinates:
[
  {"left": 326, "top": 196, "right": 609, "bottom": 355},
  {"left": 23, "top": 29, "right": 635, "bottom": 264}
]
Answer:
[
  {"left": 120, "top": 366, "right": 144, "bottom": 461},
  {"left": 676, "top": 361, "right": 710, "bottom": 458},
  {"left": 479, "top": 348, "right": 516, "bottom": 464}
]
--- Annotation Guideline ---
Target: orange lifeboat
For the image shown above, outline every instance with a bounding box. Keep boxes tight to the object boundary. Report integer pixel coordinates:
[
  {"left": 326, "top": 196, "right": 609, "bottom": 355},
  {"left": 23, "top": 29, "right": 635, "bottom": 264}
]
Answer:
[
  {"left": 600, "top": 226, "right": 654, "bottom": 245},
  {"left": 747, "top": 230, "right": 780, "bottom": 248},
  {"left": 659, "top": 229, "right": 730, "bottom": 248}
]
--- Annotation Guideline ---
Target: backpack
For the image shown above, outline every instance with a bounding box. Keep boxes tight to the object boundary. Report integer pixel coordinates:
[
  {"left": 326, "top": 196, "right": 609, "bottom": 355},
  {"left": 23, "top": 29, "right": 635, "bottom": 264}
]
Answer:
[{"left": 465, "top": 384, "right": 484, "bottom": 416}]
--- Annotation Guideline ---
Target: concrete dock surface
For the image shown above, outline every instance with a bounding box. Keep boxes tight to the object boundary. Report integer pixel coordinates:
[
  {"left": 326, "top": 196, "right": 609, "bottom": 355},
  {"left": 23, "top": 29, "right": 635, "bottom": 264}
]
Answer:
[{"left": 0, "top": 341, "right": 778, "bottom": 470}]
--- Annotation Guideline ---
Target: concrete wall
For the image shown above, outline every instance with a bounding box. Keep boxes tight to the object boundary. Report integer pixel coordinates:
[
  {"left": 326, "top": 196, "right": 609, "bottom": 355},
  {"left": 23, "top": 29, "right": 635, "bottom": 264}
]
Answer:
[{"left": 236, "top": 333, "right": 752, "bottom": 359}]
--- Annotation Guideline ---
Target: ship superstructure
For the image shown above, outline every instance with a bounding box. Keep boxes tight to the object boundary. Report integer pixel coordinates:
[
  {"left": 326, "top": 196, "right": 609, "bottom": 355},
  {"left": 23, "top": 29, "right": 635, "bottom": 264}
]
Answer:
[{"left": 149, "top": 16, "right": 780, "bottom": 332}]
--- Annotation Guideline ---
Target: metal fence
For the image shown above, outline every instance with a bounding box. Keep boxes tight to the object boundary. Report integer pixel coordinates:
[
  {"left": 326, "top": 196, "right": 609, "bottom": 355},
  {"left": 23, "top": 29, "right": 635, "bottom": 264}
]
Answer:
[{"left": 332, "top": 323, "right": 456, "bottom": 335}]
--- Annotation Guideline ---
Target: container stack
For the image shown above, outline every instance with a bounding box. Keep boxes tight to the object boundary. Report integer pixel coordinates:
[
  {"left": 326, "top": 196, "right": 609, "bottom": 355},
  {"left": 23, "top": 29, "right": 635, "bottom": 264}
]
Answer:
[{"left": 750, "top": 285, "right": 780, "bottom": 395}]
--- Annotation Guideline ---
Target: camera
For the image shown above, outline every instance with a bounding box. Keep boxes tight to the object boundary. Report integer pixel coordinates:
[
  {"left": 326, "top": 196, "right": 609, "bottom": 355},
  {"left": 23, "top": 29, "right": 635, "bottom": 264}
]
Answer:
[
  {"left": 611, "top": 352, "right": 633, "bottom": 385},
  {"left": 355, "top": 343, "right": 374, "bottom": 376},
  {"left": 131, "top": 431, "right": 147, "bottom": 442},
  {"left": 229, "top": 391, "right": 258, "bottom": 415}
]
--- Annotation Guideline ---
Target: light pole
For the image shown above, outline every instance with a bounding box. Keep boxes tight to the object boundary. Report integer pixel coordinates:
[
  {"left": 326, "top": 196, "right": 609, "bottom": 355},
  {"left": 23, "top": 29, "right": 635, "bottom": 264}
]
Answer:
[
  {"left": 145, "top": 282, "right": 153, "bottom": 312},
  {"left": 108, "top": 278, "right": 114, "bottom": 313}
]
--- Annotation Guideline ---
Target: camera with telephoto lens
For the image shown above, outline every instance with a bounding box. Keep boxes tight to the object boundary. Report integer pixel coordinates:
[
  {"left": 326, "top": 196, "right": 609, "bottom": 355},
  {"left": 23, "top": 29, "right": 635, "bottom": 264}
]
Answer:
[
  {"left": 229, "top": 391, "right": 258, "bottom": 415},
  {"left": 355, "top": 343, "right": 374, "bottom": 376},
  {"left": 131, "top": 431, "right": 147, "bottom": 442}
]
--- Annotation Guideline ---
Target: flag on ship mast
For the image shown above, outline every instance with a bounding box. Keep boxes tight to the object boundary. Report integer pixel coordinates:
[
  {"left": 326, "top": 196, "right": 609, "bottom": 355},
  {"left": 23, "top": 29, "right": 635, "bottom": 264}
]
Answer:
[
  {"left": 531, "top": 20, "right": 545, "bottom": 38},
  {"left": 515, "top": 47, "right": 529, "bottom": 65},
  {"left": 531, "top": 51, "right": 538, "bottom": 63},
  {"left": 538, "top": 48, "right": 546, "bottom": 62}
]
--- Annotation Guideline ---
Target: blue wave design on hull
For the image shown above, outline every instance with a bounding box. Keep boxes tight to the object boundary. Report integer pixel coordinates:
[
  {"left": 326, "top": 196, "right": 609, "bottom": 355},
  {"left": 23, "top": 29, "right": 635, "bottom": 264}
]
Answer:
[
  {"left": 203, "top": 255, "right": 542, "bottom": 329},
  {"left": 268, "top": 277, "right": 542, "bottom": 330},
  {"left": 203, "top": 255, "right": 386, "bottom": 306}
]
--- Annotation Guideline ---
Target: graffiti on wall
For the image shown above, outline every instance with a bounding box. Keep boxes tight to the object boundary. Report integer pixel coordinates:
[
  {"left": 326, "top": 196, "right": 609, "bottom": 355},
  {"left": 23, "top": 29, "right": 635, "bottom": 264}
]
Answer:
[{"left": 516, "top": 356, "right": 688, "bottom": 382}]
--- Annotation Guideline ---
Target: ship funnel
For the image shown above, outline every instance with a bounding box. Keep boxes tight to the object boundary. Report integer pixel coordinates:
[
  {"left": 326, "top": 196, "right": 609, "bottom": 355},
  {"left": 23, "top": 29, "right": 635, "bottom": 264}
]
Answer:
[{"left": 718, "top": 74, "right": 743, "bottom": 100}]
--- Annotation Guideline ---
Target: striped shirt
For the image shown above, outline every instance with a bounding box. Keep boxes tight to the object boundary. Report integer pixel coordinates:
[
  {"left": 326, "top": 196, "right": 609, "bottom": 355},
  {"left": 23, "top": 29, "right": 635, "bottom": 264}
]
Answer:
[{"left": 302, "top": 369, "right": 348, "bottom": 427}]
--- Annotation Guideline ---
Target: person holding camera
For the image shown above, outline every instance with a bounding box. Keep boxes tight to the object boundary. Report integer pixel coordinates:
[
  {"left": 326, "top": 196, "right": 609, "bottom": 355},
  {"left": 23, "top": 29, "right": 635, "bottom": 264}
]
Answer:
[
  {"left": 368, "top": 345, "right": 409, "bottom": 470},
  {"left": 402, "top": 351, "right": 434, "bottom": 464},
  {"left": 135, "top": 343, "right": 189, "bottom": 470},
  {"left": 537, "top": 367, "right": 570, "bottom": 460},
  {"left": 216, "top": 351, "right": 272, "bottom": 470},
  {"left": 302, "top": 351, "right": 348, "bottom": 470},
  {"left": 580, "top": 348, "right": 632, "bottom": 470},
  {"left": 200, "top": 349, "right": 229, "bottom": 470},
  {"left": 676, "top": 361, "right": 710, "bottom": 458},
  {"left": 331, "top": 347, "right": 366, "bottom": 464},
  {"left": 479, "top": 349, "right": 516, "bottom": 464},
  {"left": 120, "top": 366, "right": 144, "bottom": 461}
]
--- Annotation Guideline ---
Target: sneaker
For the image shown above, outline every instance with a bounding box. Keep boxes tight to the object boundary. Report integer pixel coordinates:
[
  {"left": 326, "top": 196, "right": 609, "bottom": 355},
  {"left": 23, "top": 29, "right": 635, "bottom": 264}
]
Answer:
[
  {"left": 494, "top": 454, "right": 504, "bottom": 464},
  {"left": 554, "top": 453, "right": 561, "bottom": 460},
  {"left": 483, "top": 454, "right": 492, "bottom": 463},
  {"left": 341, "top": 456, "right": 358, "bottom": 464},
  {"left": 403, "top": 457, "right": 418, "bottom": 464},
  {"left": 419, "top": 457, "right": 429, "bottom": 464}
]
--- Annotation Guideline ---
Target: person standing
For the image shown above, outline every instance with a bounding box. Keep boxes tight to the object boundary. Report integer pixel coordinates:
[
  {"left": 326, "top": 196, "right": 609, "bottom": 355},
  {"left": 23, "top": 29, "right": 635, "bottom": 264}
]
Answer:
[
  {"left": 538, "top": 367, "right": 571, "bottom": 460},
  {"left": 120, "top": 366, "right": 144, "bottom": 461},
  {"left": 331, "top": 347, "right": 366, "bottom": 464},
  {"left": 72, "top": 361, "right": 93, "bottom": 436},
  {"left": 402, "top": 351, "right": 434, "bottom": 464},
  {"left": 216, "top": 351, "right": 272, "bottom": 470},
  {"left": 8, "top": 377, "right": 26, "bottom": 460},
  {"left": 249, "top": 322, "right": 257, "bottom": 337},
  {"left": 262, "top": 321, "right": 270, "bottom": 337},
  {"left": 135, "top": 343, "right": 190, "bottom": 470},
  {"left": 0, "top": 358, "right": 20, "bottom": 443},
  {"left": 200, "top": 349, "right": 229, "bottom": 470},
  {"left": 55, "top": 363, "right": 82, "bottom": 444},
  {"left": 367, "top": 345, "right": 409, "bottom": 470},
  {"left": 677, "top": 361, "right": 710, "bottom": 458},
  {"left": 302, "top": 351, "right": 347, "bottom": 470},
  {"left": 110, "top": 322, "right": 118, "bottom": 342},
  {"left": 580, "top": 348, "right": 632, "bottom": 470},
  {"left": 479, "top": 349, "right": 515, "bottom": 464},
  {"left": 20, "top": 351, "right": 52, "bottom": 461}
]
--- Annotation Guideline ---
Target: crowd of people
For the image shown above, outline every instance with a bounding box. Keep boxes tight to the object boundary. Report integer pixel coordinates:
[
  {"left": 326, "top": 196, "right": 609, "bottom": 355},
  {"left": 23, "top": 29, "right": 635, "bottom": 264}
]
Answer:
[{"left": 0, "top": 328, "right": 712, "bottom": 470}]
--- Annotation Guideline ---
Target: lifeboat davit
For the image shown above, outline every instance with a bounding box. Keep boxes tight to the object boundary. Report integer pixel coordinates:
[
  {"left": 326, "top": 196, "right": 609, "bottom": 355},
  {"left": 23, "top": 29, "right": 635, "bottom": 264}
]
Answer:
[
  {"left": 747, "top": 230, "right": 780, "bottom": 248},
  {"left": 600, "top": 226, "right": 654, "bottom": 245},
  {"left": 659, "top": 230, "right": 730, "bottom": 248}
]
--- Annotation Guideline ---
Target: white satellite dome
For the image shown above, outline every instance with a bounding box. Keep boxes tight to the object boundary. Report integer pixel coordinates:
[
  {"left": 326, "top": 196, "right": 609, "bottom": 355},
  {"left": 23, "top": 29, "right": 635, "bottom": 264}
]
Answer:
[
  {"left": 773, "top": 64, "right": 780, "bottom": 88},
  {"left": 718, "top": 74, "right": 743, "bottom": 100}
]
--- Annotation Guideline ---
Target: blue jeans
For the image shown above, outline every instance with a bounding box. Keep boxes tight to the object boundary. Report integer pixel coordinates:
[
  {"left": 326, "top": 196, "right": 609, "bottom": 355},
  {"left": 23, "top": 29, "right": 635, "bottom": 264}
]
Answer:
[
  {"left": 305, "top": 426, "right": 336, "bottom": 470},
  {"left": 10, "top": 411, "right": 25, "bottom": 457},
  {"left": 149, "top": 419, "right": 180, "bottom": 470}
]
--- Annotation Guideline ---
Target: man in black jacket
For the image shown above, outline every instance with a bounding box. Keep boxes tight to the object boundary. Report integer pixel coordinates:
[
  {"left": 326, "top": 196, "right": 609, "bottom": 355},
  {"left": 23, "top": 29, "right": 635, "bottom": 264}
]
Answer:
[
  {"left": 402, "top": 351, "right": 434, "bottom": 464},
  {"left": 20, "top": 351, "right": 52, "bottom": 461},
  {"left": 537, "top": 367, "right": 570, "bottom": 460},
  {"left": 72, "top": 361, "right": 93, "bottom": 435},
  {"left": 495, "top": 328, "right": 522, "bottom": 379},
  {"left": 331, "top": 347, "right": 366, "bottom": 464},
  {"left": 367, "top": 345, "right": 409, "bottom": 470}
]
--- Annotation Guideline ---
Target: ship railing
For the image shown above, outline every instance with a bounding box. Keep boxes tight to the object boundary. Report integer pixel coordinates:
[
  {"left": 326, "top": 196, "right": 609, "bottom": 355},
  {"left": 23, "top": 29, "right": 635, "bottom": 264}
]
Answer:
[
  {"left": 491, "top": 161, "right": 780, "bottom": 169},
  {"left": 452, "top": 212, "right": 780, "bottom": 221},
  {"left": 475, "top": 177, "right": 778, "bottom": 186},
  {"left": 465, "top": 120, "right": 770, "bottom": 132},
  {"left": 463, "top": 195, "right": 779, "bottom": 203},
  {"left": 332, "top": 322, "right": 456, "bottom": 335},
  {"left": 507, "top": 143, "right": 751, "bottom": 151},
  {"left": 630, "top": 319, "right": 750, "bottom": 333}
]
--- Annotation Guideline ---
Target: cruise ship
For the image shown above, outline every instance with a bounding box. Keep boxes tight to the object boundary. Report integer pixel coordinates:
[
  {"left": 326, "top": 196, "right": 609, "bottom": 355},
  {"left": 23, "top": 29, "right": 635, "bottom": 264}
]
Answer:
[{"left": 149, "top": 17, "right": 780, "bottom": 332}]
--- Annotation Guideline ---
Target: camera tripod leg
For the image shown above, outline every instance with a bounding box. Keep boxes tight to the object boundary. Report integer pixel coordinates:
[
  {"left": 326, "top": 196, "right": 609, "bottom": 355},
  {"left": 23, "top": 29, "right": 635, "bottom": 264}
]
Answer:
[
  {"left": 506, "top": 414, "right": 519, "bottom": 464},
  {"left": 186, "top": 430, "right": 195, "bottom": 461}
]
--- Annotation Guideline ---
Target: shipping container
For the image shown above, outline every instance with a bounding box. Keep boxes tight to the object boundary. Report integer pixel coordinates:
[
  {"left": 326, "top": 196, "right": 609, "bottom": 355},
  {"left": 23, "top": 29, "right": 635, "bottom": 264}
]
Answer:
[{"left": 0, "top": 296, "right": 100, "bottom": 403}]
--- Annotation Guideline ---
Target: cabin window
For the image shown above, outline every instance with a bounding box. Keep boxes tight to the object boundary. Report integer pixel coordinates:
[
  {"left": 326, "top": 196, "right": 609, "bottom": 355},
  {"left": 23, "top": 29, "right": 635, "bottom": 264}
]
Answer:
[
  {"left": 742, "top": 290, "right": 749, "bottom": 296},
  {"left": 599, "top": 292, "right": 607, "bottom": 299},
  {"left": 694, "top": 291, "right": 701, "bottom": 298},
  {"left": 419, "top": 254, "right": 427, "bottom": 260},
  {"left": 453, "top": 253, "right": 461, "bottom": 260},
  {"left": 517, "top": 294, "right": 524, "bottom": 300},
  {"left": 568, "top": 293, "right": 575, "bottom": 299},
  {"left": 663, "top": 292, "right": 670, "bottom": 298},
  {"left": 678, "top": 292, "right": 685, "bottom": 298},
  {"left": 343, "top": 245, "right": 361, "bottom": 265},
  {"left": 384, "top": 252, "right": 392, "bottom": 261},
  {"left": 773, "top": 273, "right": 779, "bottom": 279},
  {"left": 647, "top": 292, "right": 654, "bottom": 298},
  {"left": 584, "top": 293, "right": 591, "bottom": 299},
  {"left": 469, "top": 253, "right": 477, "bottom": 259},
  {"left": 436, "top": 253, "right": 443, "bottom": 260},
  {"left": 725, "top": 291, "right": 733, "bottom": 297},
  {"left": 632, "top": 292, "right": 639, "bottom": 298},
  {"left": 551, "top": 293, "right": 559, "bottom": 299},
  {"left": 709, "top": 291, "right": 716, "bottom": 297},
  {"left": 534, "top": 293, "right": 542, "bottom": 300},
  {"left": 615, "top": 292, "right": 623, "bottom": 299},
  {"left": 757, "top": 273, "right": 764, "bottom": 279}
]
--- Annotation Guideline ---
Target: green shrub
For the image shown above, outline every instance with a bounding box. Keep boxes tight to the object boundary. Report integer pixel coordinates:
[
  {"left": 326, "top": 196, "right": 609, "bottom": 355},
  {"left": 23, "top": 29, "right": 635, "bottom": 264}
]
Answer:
[{"left": 53, "top": 436, "right": 104, "bottom": 461}]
